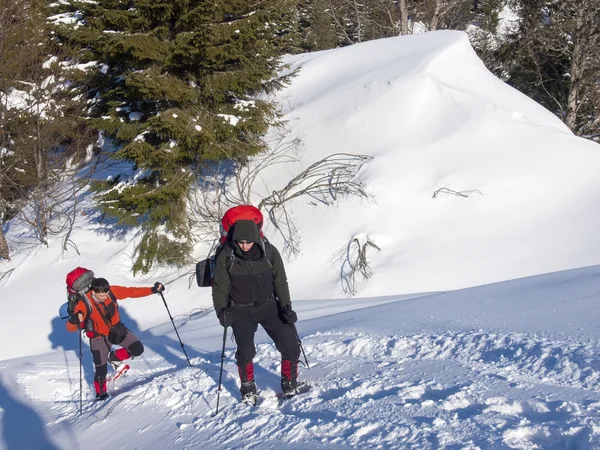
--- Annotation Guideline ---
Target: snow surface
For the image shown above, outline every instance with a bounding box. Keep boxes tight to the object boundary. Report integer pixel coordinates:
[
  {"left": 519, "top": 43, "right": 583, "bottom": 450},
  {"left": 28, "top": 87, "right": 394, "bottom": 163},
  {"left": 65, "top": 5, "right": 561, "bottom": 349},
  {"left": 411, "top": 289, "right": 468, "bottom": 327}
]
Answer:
[{"left": 1, "top": 31, "right": 600, "bottom": 449}]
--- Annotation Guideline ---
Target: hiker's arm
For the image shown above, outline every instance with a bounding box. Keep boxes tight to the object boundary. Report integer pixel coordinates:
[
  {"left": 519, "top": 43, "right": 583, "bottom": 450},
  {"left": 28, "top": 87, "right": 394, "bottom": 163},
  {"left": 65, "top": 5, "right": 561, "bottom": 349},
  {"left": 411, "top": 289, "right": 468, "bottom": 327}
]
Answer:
[
  {"left": 271, "top": 245, "right": 291, "bottom": 308},
  {"left": 212, "top": 251, "right": 231, "bottom": 315},
  {"left": 110, "top": 285, "right": 154, "bottom": 300},
  {"left": 65, "top": 303, "right": 86, "bottom": 332}
]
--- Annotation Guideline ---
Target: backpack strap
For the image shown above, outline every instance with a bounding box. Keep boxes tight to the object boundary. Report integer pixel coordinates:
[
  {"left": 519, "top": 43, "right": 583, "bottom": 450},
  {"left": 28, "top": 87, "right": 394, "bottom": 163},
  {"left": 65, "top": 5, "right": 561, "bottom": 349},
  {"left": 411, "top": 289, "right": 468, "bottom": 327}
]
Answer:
[
  {"left": 263, "top": 239, "right": 274, "bottom": 268},
  {"left": 69, "top": 291, "right": 92, "bottom": 317},
  {"left": 225, "top": 245, "right": 236, "bottom": 273},
  {"left": 225, "top": 239, "right": 272, "bottom": 273},
  {"left": 108, "top": 289, "right": 119, "bottom": 318}
]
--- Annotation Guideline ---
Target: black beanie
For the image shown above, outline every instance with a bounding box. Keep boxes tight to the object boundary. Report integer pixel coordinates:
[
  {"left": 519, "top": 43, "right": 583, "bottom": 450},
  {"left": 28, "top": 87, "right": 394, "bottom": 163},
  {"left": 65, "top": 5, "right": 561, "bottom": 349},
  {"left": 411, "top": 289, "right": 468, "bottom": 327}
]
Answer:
[{"left": 231, "top": 219, "right": 261, "bottom": 244}]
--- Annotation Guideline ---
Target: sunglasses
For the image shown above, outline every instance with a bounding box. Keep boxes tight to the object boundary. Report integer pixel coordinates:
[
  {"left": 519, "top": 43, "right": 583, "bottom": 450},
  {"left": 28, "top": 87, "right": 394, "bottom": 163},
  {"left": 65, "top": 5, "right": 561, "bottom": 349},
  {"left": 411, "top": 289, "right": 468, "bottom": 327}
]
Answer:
[
  {"left": 93, "top": 288, "right": 110, "bottom": 294},
  {"left": 237, "top": 240, "right": 252, "bottom": 245}
]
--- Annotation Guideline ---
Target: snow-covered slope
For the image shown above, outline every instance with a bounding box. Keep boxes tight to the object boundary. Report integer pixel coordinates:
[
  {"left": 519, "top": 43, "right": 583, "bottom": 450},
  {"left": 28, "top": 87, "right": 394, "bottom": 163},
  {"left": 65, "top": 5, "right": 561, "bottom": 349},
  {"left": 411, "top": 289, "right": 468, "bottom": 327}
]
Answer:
[
  {"left": 5, "top": 264, "right": 600, "bottom": 449},
  {"left": 2, "top": 29, "right": 600, "bottom": 449}
]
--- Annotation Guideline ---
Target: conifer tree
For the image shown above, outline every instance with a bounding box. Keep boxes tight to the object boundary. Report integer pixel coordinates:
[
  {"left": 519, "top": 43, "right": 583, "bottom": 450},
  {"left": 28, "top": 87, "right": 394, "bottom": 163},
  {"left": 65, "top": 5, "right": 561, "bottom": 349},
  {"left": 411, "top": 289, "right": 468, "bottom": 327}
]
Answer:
[
  {"left": 1, "top": 0, "right": 92, "bottom": 254},
  {"left": 297, "top": 0, "right": 338, "bottom": 51},
  {"left": 472, "top": 0, "right": 503, "bottom": 33},
  {"left": 468, "top": 0, "right": 507, "bottom": 73},
  {"left": 497, "top": 0, "right": 600, "bottom": 139},
  {"left": 54, "top": 0, "right": 296, "bottom": 273}
]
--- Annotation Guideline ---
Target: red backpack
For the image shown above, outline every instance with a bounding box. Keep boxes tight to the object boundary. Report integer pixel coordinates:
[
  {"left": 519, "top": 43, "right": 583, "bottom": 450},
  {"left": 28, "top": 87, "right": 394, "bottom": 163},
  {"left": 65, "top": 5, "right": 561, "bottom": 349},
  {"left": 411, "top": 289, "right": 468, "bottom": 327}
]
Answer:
[
  {"left": 219, "top": 205, "right": 264, "bottom": 244},
  {"left": 66, "top": 267, "right": 95, "bottom": 294},
  {"left": 65, "top": 267, "right": 94, "bottom": 315},
  {"left": 196, "top": 205, "right": 269, "bottom": 287}
]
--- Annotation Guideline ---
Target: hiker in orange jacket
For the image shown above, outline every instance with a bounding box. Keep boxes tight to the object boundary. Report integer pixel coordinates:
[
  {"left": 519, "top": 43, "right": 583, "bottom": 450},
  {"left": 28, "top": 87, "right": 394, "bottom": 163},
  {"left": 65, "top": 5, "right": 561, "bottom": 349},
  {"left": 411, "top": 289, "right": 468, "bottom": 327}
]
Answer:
[{"left": 66, "top": 277, "right": 164, "bottom": 400}]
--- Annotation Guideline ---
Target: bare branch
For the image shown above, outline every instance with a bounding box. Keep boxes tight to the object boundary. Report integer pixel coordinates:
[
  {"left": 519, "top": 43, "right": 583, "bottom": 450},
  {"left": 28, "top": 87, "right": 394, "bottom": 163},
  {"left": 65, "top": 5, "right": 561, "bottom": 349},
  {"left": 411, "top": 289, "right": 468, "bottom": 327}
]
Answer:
[
  {"left": 258, "top": 152, "right": 373, "bottom": 257},
  {"left": 334, "top": 236, "right": 380, "bottom": 296},
  {"left": 0, "top": 268, "right": 14, "bottom": 286},
  {"left": 432, "top": 187, "right": 485, "bottom": 198}
]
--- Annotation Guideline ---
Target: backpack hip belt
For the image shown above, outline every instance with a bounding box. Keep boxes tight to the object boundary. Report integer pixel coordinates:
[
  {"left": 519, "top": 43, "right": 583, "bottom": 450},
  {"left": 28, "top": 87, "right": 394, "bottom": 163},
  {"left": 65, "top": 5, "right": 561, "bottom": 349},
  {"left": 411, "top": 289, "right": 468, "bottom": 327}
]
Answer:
[{"left": 231, "top": 295, "right": 275, "bottom": 308}]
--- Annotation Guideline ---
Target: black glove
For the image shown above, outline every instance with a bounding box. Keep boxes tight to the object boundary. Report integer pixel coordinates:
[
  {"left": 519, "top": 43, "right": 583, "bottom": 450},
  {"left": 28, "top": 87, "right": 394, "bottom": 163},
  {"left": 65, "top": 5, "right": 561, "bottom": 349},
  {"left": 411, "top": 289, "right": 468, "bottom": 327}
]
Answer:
[
  {"left": 217, "top": 308, "right": 233, "bottom": 327},
  {"left": 279, "top": 304, "right": 297, "bottom": 324},
  {"left": 151, "top": 282, "right": 164, "bottom": 293},
  {"left": 68, "top": 314, "right": 80, "bottom": 325}
]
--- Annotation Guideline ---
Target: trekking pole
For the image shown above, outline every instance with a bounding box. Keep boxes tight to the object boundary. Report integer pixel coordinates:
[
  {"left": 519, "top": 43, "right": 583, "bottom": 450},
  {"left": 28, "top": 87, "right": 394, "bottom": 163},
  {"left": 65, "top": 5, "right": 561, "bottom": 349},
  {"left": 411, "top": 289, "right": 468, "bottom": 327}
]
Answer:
[
  {"left": 78, "top": 329, "right": 83, "bottom": 415},
  {"left": 214, "top": 326, "right": 227, "bottom": 416},
  {"left": 158, "top": 292, "right": 192, "bottom": 366},
  {"left": 292, "top": 324, "right": 310, "bottom": 370}
]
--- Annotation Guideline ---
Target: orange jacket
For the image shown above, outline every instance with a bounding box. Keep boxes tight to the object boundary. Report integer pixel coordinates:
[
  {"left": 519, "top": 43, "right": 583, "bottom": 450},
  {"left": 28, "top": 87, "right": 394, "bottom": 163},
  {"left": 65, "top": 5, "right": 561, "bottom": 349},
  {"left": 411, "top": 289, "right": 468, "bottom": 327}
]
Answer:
[{"left": 65, "top": 285, "right": 154, "bottom": 336}]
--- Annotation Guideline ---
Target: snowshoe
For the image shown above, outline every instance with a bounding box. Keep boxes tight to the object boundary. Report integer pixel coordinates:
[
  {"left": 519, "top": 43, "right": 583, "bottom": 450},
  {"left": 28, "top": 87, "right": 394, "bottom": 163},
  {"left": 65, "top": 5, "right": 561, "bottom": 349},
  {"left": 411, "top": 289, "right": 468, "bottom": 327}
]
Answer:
[
  {"left": 241, "top": 392, "right": 258, "bottom": 406},
  {"left": 108, "top": 363, "right": 130, "bottom": 382},
  {"left": 277, "top": 381, "right": 310, "bottom": 401}
]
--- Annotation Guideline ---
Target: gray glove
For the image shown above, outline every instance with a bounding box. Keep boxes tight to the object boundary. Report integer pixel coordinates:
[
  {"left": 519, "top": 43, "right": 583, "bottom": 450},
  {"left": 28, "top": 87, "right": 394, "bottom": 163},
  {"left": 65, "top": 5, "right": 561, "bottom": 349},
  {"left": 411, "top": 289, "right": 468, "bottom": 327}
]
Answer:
[{"left": 218, "top": 308, "right": 233, "bottom": 327}]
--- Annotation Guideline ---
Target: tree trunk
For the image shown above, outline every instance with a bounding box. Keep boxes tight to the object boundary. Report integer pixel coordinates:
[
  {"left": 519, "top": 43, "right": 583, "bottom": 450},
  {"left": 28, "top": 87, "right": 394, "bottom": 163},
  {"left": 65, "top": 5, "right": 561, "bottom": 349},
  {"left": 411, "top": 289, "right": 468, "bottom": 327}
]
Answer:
[
  {"left": 565, "top": 9, "right": 586, "bottom": 132},
  {"left": 352, "top": 0, "right": 363, "bottom": 43},
  {"left": 398, "top": 0, "right": 409, "bottom": 35},
  {"left": 0, "top": 226, "right": 9, "bottom": 261},
  {"left": 565, "top": 42, "right": 583, "bottom": 131},
  {"left": 430, "top": 0, "right": 442, "bottom": 31}
]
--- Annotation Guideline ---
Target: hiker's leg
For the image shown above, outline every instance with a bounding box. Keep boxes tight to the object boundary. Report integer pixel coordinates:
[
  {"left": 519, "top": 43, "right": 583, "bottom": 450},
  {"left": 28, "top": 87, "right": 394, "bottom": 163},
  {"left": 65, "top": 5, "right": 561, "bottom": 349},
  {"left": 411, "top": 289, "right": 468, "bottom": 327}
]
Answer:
[
  {"left": 260, "top": 302, "right": 300, "bottom": 387},
  {"left": 90, "top": 336, "right": 110, "bottom": 395},
  {"left": 109, "top": 328, "right": 143, "bottom": 362},
  {"left": 232, "top": 312, "right": 258, "bottom": 369},
  {"left": 260, "top": 302, "right": 300, "bottom": 363},
  {"left": 231, "top": 311, "right": 259, "bottom": 397}
]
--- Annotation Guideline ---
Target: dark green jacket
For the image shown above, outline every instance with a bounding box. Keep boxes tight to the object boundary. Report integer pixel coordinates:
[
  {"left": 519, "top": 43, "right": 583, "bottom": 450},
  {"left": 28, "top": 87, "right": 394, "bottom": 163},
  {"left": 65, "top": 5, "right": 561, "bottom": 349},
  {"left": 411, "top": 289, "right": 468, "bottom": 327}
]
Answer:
[{"left": 212, "top": 220, "right": 291, "bottom": 314}]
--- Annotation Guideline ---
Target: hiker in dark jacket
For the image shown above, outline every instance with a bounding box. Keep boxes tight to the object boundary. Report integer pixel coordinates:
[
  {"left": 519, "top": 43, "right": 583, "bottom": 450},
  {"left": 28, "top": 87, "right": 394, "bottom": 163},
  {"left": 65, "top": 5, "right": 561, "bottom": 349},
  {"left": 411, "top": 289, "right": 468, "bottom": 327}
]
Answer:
[{"left": 212, "top": 219, "right": 301, "bottom": 404}]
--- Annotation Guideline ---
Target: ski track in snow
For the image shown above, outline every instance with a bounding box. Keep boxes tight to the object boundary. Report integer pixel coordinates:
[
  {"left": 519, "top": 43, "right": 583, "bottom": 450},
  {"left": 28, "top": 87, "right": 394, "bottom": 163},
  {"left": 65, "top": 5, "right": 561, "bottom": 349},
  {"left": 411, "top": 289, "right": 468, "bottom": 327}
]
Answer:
[{"left": 15, "top": 328, "right": 600, "bottom": 449}]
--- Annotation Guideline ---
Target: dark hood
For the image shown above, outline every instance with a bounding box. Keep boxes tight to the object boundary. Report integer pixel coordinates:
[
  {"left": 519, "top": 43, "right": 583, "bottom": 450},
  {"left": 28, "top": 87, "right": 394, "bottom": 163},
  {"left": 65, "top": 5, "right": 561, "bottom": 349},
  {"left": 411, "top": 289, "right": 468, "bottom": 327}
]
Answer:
[
  {"left": 230, "top": 219, "right": 264, "bottom": 259},
  {"left": 231, "top": 219, "right": 261, "bottom": 244}
]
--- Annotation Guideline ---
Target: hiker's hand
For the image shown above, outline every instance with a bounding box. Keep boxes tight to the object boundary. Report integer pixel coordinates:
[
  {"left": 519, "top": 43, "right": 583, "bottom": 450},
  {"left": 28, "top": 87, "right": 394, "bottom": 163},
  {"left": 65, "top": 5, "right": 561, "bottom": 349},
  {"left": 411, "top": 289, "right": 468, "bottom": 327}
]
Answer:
[
  {"left": 68, "top": 314, "right": 79, "bottom": 325},
  {"left": 151, "top": 282, "right": 164, "bottom": 294},
  {"left": 68, "top": 313, "right": 84, "bottom": 326},
  {"left": 279, "top": 304, "right": 297, "bottom": 324},
  {"left": 218, "top": 308, "right": 233, "bottom": 327}
]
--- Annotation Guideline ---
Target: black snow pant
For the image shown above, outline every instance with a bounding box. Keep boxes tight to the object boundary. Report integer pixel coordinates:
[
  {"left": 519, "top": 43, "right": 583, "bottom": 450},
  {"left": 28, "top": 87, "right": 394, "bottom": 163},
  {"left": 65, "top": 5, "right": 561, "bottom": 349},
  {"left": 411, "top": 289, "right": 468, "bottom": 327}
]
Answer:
[{"left": 230, "top": 299, "right": 300, "bottom": 383}]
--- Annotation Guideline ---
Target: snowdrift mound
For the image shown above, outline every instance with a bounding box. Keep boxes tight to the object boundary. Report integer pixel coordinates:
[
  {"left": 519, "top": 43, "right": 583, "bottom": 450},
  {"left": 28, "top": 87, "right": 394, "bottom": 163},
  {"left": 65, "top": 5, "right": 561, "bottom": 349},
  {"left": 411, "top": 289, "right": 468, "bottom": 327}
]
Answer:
[{"left": 255, "top": 30, "right": 600, "bottom": 299}]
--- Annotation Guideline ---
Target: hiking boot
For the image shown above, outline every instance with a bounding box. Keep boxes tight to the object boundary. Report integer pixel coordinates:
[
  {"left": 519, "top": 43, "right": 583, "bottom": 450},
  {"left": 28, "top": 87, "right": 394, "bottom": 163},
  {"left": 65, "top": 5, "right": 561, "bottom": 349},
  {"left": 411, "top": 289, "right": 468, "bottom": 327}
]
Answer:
[
  {"left": 281, "top": 359, "right": 299, "bottom": 396},
  {"left": 281, "top": 378, "right": 298, "bottom": 399},
  {"left": 240, "top": 380, "right": 256, "bottom": 395},
  {"left": 240, "top": 380, "right": 257, "bottom": 405},
  {"left": 94, "top": 379, "right": 107, "bottom": 400}
]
